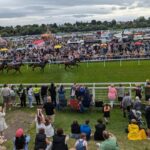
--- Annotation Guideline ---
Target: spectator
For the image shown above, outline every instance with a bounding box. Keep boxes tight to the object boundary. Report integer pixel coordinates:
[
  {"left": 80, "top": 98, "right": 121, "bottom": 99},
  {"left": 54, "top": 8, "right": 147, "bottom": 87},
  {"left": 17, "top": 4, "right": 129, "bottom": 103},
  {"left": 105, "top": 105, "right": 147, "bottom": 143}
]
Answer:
[
  {"left": 34, "top": 128, "right": 51, "bottom": 150},
  {"left": 43, "top": 96, "right": 55, "bottom": 123},
  {"left": 133, "top": 96, "right": 142, "bottom": 111},
  {"left": 52, "top": 128, "right": 69, "bottom": 150},
  {"left": 41, "top": 85, "right": 48, "bottom": 104},
  {"left": 70, "top": 120, "right": 80, "bottom": 139},
  {"left": 134, "top": 84, "right": 142, "bottom": 100},
  {"left": 103, "top": 104, "right": 111, "bottom": 124},
  {"left": 33, "top": 85, "right": 41, "bottom": 105},
  {"left": 1, "top": 84, "right": 11, "bottom": 110},
  {"left": 58, "top": 85, "right": 66, "bottom": 109},
  {"left": 117, "top": 84, "right": 124, "bottom": 108},
  {"left": 0, "top": 106, "right": 7, "bottom": 139},
  {"left": 49, "top": 83, "right": 57, "bottom": 107},
  {"left": 17, "top": 84, "right": 26, "bottom": 107},
  {"left": 13, "top": 128, "right": 30, "bottom": 150},
  {"left": 145, "top": 80, "right": 150, "bottom": 101},
  {"left": 10, "top": 85, "right": 16, "bottom": 107},
  {"left": 27, "top": 85, "right": 34, "bottom": 108},
  {"left": 80, "top": 120, "right": 91, "bottom": 141},
  {"left": 70, "top": 83, "right": 76, "bottom": 99},
  {"left": 122, "top": 92, "right": 132, "bottom": 118},
  {"left": 35, "top": 109, "right": 45, "bottom": 133},
  {"left": 127, "top": 119, "right": 147, "bottom": 140},
  {"left": 108, "top": 84, "right": 117, "bottom": 108},
  {"left": 145, "top": 104, "right": 150, "bottom": 128},
  {"left": 96, "top": 131, "right": 119, "bottom": 150},
  {"left": 82, "top": 87, "right": 91, "bottom": 108},
  {"left": 94, "top": 119, "right": 106, "bottom": 141},
  {"left": 45, "top": 117, "right": 54, "bottom": 138},
  {"left": 75, "top": 133, "right": 88, "bottom": 150}
]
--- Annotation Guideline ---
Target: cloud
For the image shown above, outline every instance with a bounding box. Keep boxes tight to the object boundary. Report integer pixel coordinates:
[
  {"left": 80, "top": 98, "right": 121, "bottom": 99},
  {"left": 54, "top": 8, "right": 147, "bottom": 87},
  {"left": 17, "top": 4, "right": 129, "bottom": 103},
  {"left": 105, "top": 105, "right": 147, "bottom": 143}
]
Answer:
[{"left": 0, "top": 0, "right": 149, "bottom": 26}]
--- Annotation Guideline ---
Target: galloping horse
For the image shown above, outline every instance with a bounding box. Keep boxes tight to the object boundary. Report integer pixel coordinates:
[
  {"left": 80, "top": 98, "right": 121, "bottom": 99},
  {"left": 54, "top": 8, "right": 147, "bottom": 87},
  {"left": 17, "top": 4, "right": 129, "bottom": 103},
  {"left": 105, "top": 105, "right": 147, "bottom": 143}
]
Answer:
[
  {"left": 0, "top": 61, "right": 7, "bottom": 72},
  {"left": 6, "top": 62, "right": 24, "bottom": 73},
  {"left": 63, "top": 59, "right": 79, "bottom": 70},
  {"left": 29, "top": 60, "right": 48, "bottom": 72}
]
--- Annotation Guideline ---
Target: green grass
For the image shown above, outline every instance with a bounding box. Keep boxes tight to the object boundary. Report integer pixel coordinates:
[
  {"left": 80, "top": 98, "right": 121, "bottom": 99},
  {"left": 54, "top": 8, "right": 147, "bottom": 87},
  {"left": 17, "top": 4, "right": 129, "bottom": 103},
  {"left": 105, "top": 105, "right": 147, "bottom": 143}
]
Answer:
[
  {"left": 4, "top": 108, "right": 150, "bottom": 150},
  {"left": 2, "top": 60, "right": 150, "bottom": 150},
  {"left": 0, "top": 60, "right": 149, "bottom": 83}
]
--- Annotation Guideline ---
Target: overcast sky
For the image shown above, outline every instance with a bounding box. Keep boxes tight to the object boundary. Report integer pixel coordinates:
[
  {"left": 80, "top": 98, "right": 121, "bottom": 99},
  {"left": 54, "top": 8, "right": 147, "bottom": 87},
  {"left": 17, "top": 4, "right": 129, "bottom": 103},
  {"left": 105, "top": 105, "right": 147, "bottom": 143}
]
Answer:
[{"left": 0, "top": 0, "right": 150, "bottom": 26}]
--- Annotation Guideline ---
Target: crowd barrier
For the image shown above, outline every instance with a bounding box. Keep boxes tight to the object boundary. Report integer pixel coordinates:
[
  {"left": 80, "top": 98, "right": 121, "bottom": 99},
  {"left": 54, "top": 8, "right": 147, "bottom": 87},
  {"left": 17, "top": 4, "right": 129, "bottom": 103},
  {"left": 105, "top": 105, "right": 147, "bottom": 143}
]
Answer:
[{"left": 0, "top": 82, "right": 147, "bottom": 104}]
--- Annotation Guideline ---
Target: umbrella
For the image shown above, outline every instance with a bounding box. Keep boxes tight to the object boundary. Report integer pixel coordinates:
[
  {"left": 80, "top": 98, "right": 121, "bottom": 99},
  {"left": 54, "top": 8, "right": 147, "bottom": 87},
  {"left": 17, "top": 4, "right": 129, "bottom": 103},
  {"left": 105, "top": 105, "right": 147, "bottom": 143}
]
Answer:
[
  {"left": 32, "top": 40, "right": 45, "bottom": 46},
  {"left": 54, "top": 45, "right": 62, "bottom": 49},
  {"left": 0, "top": 48, "right": 8, "bottom": 51},
  {"left": 134, "top": 41, "right": 143, "bottom": 46}
]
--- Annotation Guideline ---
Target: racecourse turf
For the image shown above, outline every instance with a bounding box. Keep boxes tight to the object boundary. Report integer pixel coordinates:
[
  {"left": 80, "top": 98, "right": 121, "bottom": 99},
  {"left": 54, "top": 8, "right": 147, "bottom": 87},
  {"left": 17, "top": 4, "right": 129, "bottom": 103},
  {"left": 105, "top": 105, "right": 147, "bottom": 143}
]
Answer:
[
  {"left": 2, "top": 60, "right": 150, "bottom": 150},
  {"left": 0, "top": 60, "right": 150, "bottom": 83}
]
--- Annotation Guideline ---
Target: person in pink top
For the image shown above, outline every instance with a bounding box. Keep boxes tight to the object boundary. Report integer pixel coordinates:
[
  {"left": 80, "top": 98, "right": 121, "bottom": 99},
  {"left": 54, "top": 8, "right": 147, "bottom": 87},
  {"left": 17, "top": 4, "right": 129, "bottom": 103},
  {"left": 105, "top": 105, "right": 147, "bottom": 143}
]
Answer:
[{"left": 108, "top": 84, "right": 117, "bottom": 108}]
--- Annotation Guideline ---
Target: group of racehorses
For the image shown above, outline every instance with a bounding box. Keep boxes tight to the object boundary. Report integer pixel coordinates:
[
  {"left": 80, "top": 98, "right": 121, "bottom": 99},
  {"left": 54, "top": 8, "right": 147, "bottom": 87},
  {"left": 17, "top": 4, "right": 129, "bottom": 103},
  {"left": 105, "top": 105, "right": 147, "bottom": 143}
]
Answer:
[{"left": 0, "top": 59, "right": 80, "bottom": 73}]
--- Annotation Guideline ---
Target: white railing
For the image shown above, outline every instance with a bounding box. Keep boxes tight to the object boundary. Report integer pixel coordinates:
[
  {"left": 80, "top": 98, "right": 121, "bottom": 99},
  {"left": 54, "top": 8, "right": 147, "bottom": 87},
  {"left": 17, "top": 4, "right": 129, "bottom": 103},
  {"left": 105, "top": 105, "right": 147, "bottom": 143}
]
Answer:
[{"left": 0, "top": 82, "right": 146, "bottom": 103}]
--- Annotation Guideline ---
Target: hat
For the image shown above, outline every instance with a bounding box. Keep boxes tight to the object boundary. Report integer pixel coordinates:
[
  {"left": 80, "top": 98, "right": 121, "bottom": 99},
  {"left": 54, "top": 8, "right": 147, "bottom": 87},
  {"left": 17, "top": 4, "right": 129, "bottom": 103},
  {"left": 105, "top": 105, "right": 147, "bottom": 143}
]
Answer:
[
  {"left": 131, "top": 119, "right": 137, "bottom": 124},
  {"left": 16, "top": 128, "right": 24, "bottom": 137},
  {"left": 135, "top": 96, "right": 140, "bottom": 100}
]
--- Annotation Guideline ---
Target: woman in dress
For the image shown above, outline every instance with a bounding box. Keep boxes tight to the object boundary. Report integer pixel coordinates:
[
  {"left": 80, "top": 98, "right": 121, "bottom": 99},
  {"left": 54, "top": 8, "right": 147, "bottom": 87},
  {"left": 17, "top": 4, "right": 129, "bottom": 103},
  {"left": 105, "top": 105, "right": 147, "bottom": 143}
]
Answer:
[
  {"left": 108, "top": 84, "right": 117, "bottom": 108},
  {"left": 0, "top": 106, "right": 8, "bottom": 140}
]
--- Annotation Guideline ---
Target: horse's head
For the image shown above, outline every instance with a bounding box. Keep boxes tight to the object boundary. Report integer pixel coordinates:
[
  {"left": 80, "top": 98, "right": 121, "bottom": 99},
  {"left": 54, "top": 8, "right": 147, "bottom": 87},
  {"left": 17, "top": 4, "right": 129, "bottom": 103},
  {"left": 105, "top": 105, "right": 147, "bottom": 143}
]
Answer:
[{"left": 44, "top": 60, "right": 49, "bottom": 64}]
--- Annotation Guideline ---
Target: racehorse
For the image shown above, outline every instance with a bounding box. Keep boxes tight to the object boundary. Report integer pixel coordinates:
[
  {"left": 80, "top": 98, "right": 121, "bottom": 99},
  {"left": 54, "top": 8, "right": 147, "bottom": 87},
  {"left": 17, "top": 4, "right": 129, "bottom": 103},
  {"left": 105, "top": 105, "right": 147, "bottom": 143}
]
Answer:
[
  {"left": 63, "top": 59, "right": 79, "bottom": 70},
  {"left": 6, "top": 62, "right": 24, "bottom": 73},
  {"left": 29, "top": 60, "right": 48, "bottom": 72},
  {"left": 0, "top": 61, "right": 7, "bottom": 72}
]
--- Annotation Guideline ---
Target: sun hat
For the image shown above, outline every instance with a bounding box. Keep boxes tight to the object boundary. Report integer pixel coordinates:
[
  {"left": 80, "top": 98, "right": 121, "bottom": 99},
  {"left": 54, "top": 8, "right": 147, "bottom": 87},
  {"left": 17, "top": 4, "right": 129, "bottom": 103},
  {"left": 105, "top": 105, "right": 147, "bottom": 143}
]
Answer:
[{"left": 16, "top": 128, "right": 24, "bottom": 137}]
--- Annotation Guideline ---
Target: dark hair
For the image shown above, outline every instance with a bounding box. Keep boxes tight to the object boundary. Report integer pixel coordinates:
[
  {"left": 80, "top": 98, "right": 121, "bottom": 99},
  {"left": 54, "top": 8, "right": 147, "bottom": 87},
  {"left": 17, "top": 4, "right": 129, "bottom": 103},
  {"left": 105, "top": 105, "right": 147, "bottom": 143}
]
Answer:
[
  {"left": 85, "top": 120, "right": 90, "bottom": 125},
  {"left": 15, "top": 135, "right": 25, "bottom": 149},
  {"left": 80, "top": 133, "right": 86, "bottom": 139},
  {"left": 73, "top": 120, "right": 78, "bottom": 125},
  {"left": 97, "top": 119, "right": 103, "bottom": 124},
  {"left": 103, "top": 131, "right": 109, "bottom": 139},
  {"left": 57, "top": 128, "right": 63, "bottom": 136},
  {"left": 39, "top": 128, "right": 45, "bottom": 134},
  {"left": 3, "top": 84, "right": 7, "bottom": 87}
]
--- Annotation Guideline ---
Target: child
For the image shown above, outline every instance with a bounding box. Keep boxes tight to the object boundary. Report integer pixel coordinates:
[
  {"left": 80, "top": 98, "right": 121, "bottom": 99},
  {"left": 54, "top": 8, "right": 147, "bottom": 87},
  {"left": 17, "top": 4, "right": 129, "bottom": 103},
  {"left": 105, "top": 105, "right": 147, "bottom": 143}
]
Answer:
[
  {"left": 103, "top": 104, "right": 111, "bottom": 124},
  {"left": 0, "top": 106, "right": 8, "bottom": 140},
  {"left": 75, "top": 133, "right": 88, "bottom": 150}
]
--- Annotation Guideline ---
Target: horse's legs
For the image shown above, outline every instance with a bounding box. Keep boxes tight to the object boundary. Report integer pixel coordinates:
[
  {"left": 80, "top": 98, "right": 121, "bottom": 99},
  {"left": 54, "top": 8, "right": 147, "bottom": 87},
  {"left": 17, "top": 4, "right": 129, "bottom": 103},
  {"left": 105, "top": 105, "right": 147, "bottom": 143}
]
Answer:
[
  {"left": 18, "top": 68, "right": 21, "bottom": 74},
  {"left": 76, "top": 64, "right": 79, "bottom": 67},
  {"left": 65, "top": 64, "right": 67, "bottom": 70}
]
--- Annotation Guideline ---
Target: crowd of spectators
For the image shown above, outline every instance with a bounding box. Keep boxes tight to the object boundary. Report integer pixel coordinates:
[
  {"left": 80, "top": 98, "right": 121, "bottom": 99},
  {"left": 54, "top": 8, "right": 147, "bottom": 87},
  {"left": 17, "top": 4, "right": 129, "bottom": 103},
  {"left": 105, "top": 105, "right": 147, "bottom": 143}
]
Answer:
[
  {"left": 0, "top": 35, "right": 150, "bottom": 64},
  {"left": 0, "top": 81, "right": 150, "bottom": 149}
]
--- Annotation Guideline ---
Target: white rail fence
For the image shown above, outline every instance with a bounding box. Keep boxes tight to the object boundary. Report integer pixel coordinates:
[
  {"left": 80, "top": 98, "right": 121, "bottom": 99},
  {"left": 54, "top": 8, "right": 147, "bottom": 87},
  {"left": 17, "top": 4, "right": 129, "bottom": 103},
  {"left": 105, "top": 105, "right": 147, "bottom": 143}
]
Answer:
[{"left": 0, "top": 82, "right": 147, "bottom": 104}]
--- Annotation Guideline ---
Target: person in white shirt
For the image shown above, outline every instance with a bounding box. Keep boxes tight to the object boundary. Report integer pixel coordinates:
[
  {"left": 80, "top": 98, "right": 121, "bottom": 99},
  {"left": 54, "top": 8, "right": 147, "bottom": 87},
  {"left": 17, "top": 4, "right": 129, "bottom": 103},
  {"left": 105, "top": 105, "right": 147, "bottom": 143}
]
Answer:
[
  {"left": 44, "top": 117, "right": 54, "bottom": 138},
  {"left": 35, "top": 109, "right": 45, "bottom": 133},
  {"left": 1, "top": 84, "right": 11, "bottom": 110},
  {"left": 27, "top": 85, "right": 33, "bottom": 108}
]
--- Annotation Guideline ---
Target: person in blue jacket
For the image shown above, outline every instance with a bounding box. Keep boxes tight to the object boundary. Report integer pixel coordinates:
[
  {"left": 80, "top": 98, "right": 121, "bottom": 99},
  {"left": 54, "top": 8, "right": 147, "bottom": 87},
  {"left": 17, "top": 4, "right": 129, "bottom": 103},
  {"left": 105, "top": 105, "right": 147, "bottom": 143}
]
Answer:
[{"left": 80, "top": 120, "right": 91, "bottom": 141}]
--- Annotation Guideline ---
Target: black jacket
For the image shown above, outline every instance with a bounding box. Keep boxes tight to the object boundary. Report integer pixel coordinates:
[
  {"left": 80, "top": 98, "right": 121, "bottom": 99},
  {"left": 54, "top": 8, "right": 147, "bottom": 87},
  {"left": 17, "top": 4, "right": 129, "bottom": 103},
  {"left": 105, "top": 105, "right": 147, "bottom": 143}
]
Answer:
[
  {"left": 52, "top": 135, "right": 68, "bottom": 150},
  {"left": 34, "top": 133, "right": 47, "bottom": 150},
  {"left": 94, "top": 123, "right": 106, "bottom": 141}
]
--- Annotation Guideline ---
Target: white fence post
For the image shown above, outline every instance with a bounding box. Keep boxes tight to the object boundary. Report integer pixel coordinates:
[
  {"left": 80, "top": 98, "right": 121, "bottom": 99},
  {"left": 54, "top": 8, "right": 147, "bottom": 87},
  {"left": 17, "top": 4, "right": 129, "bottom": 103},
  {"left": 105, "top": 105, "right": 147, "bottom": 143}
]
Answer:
[
  {"left": 129, "top": 83, "right": 132, "bottom": 97},
  {"left": 92, "top": 83, "right": 96, "bottom": 103}
]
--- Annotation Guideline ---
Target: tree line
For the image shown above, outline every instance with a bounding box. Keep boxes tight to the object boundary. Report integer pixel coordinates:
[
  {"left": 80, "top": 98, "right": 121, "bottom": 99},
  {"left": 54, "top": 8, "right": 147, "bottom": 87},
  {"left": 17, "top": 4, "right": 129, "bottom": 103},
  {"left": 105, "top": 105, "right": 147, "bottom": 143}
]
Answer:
[{"left": 0, "top": 16, "right": 150, "bottom": 37}]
